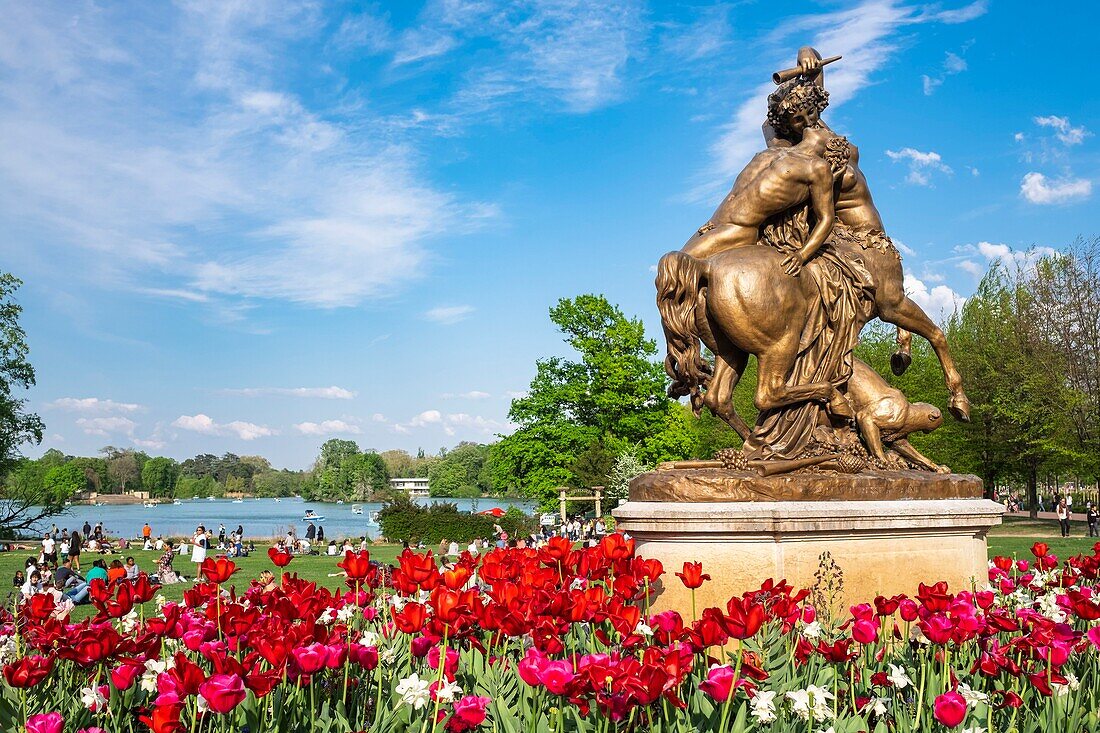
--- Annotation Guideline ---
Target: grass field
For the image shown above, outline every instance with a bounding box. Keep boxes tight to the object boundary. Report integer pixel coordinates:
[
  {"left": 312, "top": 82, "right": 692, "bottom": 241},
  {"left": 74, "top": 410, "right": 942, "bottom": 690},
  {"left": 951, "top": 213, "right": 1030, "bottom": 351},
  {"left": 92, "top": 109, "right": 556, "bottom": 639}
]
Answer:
[{"left": 3, "top": 515, "right": 1097, "bottom": 620}]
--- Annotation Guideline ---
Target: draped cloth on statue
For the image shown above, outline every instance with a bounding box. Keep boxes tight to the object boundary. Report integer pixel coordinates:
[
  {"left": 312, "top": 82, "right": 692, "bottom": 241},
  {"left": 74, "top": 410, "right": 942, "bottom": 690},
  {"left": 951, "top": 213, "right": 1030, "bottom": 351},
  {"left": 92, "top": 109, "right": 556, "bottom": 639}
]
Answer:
[{"left": 743, "top": 210, "right": 877, "bottom": 460}]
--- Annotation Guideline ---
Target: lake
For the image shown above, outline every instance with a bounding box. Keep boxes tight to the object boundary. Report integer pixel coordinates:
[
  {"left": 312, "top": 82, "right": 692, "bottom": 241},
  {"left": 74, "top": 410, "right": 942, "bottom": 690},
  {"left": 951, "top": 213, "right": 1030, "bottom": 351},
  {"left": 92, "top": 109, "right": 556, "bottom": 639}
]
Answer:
[{"left": 42, "top": 496, "right": 538, "bottom": 541}]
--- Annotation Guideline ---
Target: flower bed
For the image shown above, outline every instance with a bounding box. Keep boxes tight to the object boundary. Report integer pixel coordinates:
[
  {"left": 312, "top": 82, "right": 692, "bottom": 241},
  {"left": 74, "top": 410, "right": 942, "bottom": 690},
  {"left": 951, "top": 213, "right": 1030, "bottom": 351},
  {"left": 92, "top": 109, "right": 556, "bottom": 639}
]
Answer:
[{"left": 2, "top": 538, "right": 1099, "bottom": 732}]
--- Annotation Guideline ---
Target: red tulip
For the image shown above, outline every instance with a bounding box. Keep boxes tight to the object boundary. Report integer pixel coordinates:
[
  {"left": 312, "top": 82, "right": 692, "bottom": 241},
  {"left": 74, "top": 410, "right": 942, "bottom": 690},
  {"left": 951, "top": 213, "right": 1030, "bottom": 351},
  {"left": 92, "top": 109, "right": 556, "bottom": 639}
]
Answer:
[
  {"left": 131, "top": 573, "right": 161, "bottom": 603},
  {"left": 397, "top": 550, "right": 439, "bottom": 590},
  {"left": 3, "top": 655, "right": 54, "bottom": 687},
  {"left": 933, "top": 691, "right": 967, "bottom": 728},
  {"left": 140, "top": 704, "right": 185, "bottom": 733},
  {"left": 394, "top": 603, "right": 428, "bottom": 634},
  {"left": 535, "top": 659, "right": 575, "bottom": 695},
  {"left": 1031, "top": 542, "right": 1049, "bottom": 558},
  {"left": 268, "top": 547, "right": 293, "bottom": 567},
  {"left": 675, "top": 562, "right": 710, "bottom": 589},
  {"left": 199, "top": 673, "right": 247, "bottom": 714},
  {"left": 110, "top": 658, "right": 145, "bottom": 691},
  {"left": 201, "top": 557, "right": 239, "bottom": 584},
  {"left": 26, "top": 712, "right": 64, "bottom": 733},
  {"left": 599, "top": 533, "right": 634, "bottom": 561},
  {"left": 338, "top": 550, "right": 372, "bottom": 579},
  {"left": 350, "top": 644, "right": 379, "bottom": 670},
  {"left": 724, "top": 597, "right": 765, "bottom": 639}
]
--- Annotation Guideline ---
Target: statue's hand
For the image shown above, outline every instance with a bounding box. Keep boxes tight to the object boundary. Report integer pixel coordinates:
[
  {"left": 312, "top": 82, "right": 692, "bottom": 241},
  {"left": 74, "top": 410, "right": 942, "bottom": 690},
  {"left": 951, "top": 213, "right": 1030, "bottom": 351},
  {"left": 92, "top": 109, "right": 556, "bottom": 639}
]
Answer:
[
  {"left": 781, "top": 254, "right": 804, "bottom": 277},
  {"left": 797, "top": 47, "right": 822, "bottom": 77}
]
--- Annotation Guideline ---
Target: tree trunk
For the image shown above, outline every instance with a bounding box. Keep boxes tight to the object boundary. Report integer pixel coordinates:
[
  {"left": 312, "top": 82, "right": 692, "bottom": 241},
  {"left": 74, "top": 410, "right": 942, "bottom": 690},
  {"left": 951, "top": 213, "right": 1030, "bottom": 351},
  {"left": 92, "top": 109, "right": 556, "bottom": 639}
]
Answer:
[{"left": 1027, "top": 464, "right": 1039, "bottom": 519}]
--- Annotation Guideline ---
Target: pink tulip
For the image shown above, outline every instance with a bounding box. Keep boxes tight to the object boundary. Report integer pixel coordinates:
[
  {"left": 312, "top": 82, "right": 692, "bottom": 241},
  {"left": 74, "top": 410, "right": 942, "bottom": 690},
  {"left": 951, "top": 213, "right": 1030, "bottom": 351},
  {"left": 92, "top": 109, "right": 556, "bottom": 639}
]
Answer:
[
  {"left": 199, "top": 673, "right": 247, "bottom": 715},
  {"left": 1088, "top": 626, "right": 1100, "bottom": 650},
  {"left": 26, "top": 713, "right": 63, "bottom": 733},
  {"left": 852, "top": 619, "right": 878, "bottom": 645},
  {"left": 324, "top": 644, "right": 348, "bottom": 670},
  {"left": 536, "top": 660, "right": 575, "bottom": 695},
  {"left": 699, "top": 665, "right": 735, "bottom": 702},
  {"left": 934, "top": 691, "right": 967, "bottom": 728},
  {"left": 292, "top": 643, "right": 328, "bottom": 675}
]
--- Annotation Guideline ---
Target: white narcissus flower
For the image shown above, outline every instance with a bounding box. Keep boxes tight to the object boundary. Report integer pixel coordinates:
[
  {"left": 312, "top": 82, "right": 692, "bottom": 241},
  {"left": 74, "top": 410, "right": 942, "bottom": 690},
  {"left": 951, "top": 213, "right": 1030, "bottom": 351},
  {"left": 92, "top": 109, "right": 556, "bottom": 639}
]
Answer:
[
  {"left": 786, "top": 686, "right": 834, "bottom": 722},
  {"left": 634, "top": 622, "right": 653, "bottom": 637},
  {"left": 391, "top": 596, "right": 408, "bottom": 613},
  {"left": 154, "top": 594, "right": 168, "bottom": 610},
  {"left": 80, "top": 685, "right": 108, "bottom": 712},
  {"left": 870, "top": 697, "right": 890, "bottom": 717},
  {"left": 887, "top": 664, "right": 913, "bottom": 690},
  {"left": 360, "top": 631, "right": 380, "bottom": 647},
  {"left": 317, "top": 607, "right": 338, "bottom": 625},
  {"left": 957, "top": 682, "right": 989, "bottom": 707},
  {"left": 960, "top": 727, "right": 986, "bottom": 733},
  {"left": 1051, "top": 672, "right": 1080, "bottom": 697},
  {"left": 380, "top": 645, "right": 399, "bottom": 665},
  {"left": 120, "top": 609, "right": 140, "bottom": 633},
  {"left": 0, "top": 635, "right": 16, "bottom": 664},
  {"left": 801, "top": 620, "right": 822, "bottom": 639},
  {"left": 336, "top": 605, "right": 355, "bottom": 623},
  {"left": 750, "top": 690, "right": 777, "bottom": 723},
  {"left": 396, "top": 673, "right": 432, "bottom": 710},
  {"left": 434, "top": 679, "right": 463, "bottom": 703}
]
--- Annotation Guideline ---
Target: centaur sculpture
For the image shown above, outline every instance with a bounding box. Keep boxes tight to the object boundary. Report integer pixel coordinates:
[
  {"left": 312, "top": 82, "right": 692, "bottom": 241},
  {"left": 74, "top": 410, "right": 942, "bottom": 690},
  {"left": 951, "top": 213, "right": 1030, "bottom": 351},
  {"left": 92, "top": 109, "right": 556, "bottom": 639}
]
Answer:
[{"left": 656, "top": 47, "right": 969, "bottom": 475}]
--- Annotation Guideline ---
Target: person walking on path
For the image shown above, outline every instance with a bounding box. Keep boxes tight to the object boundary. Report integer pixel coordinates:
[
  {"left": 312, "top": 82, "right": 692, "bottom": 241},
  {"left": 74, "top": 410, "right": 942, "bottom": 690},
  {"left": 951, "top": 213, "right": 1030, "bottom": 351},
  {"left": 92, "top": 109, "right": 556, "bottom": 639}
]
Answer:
[
  {"left": 1087, "top": 502, "right": 1099, "bottom": 538},
  {"left": 1037, "top": 493, "right": 1046, "bottom": 513},
  {"left": 142, "top": 523, "right": 152, "bottom": 542},
  {"left": 1056, "top": 497, "right": 1071, "bottom": 538}
]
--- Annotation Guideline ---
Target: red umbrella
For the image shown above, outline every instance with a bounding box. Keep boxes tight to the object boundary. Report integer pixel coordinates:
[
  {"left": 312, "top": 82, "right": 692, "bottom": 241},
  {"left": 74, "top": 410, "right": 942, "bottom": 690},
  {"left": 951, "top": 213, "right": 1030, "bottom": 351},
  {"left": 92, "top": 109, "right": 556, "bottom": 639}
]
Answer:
[{"left": 479, "top": 507, "right": 506, "bottom": 518}]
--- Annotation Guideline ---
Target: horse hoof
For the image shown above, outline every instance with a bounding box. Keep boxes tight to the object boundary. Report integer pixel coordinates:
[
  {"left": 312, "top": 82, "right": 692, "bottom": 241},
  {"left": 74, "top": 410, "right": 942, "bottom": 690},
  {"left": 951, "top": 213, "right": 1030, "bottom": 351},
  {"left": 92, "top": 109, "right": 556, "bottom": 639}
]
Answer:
[
  {"left": 949, "top": 394, "right": 971, "bottom": 422},
  {"left": 890, "top": 351, "right": 912, "bottom": 376}
]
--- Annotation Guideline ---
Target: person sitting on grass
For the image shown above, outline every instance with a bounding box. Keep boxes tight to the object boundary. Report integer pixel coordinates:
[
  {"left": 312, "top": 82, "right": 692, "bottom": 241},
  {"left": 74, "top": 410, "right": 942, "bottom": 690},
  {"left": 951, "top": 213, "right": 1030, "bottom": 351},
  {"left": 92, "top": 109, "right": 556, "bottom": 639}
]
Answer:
[
  {"left": 20, "top": 570, "right": 41, "bottom": 599},
  {"left": 124, "top": 556, "right": 140, "bottom": 581},
  {"left": 107, "top": 559, "right": 127, "bottom": 584},
  {"left": 156, "top": 543, "right": 181, "bottom": 585},
  {"left": 85, "top": 560, "right": 109, "bottom": 585},
  {"left": 12, "top": 569, "right": 25, "bottom": 589}
]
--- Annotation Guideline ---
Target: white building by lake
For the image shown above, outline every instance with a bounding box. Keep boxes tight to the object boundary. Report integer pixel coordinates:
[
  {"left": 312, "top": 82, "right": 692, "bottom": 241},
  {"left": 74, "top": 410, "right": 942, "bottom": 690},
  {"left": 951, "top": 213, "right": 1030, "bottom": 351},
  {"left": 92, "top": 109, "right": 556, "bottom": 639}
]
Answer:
[{"left": 390, "top": 477, "right": 429, "bottom": 498}]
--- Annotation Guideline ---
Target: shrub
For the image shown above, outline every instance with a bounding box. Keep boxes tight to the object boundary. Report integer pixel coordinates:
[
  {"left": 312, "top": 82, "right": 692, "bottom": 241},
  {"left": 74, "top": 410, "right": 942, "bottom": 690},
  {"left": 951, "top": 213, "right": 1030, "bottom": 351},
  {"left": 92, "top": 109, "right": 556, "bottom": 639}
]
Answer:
[{"left": 377, "top": 495, "right": 536, "bottom": 544}]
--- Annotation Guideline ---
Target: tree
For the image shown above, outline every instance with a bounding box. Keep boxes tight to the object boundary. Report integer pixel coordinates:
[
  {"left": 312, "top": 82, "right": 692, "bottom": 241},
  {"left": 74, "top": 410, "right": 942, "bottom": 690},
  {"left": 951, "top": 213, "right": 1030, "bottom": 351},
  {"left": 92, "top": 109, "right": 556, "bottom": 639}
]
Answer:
[
  {"left": 606, "top": 447, "right": 649, "bottom": 504},
  {"left": 141, "top": 456, "right": 180, "bottom": 497},
  {"left": 429, "top": 442, "right": 491, "bottom": 497},
  {"left": 43, "top": 462, "right": 87, "bottom": 499},
  {"left": 106, "top": 450, "right": 140, "bottom": 493},
  {"left": 0, "top": 274, "right": 55, "bottom": 535},
  {"left": 493, "top": 295, "right": 682, "bottom": 507}
]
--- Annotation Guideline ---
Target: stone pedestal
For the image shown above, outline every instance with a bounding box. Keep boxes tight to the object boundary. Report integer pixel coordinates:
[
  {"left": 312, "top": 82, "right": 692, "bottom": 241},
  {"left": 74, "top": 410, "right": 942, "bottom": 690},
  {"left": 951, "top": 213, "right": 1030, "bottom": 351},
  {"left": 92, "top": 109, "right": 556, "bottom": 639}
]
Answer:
[{"left": 612, "top": 469, "right": 1004, "bottom": 614}]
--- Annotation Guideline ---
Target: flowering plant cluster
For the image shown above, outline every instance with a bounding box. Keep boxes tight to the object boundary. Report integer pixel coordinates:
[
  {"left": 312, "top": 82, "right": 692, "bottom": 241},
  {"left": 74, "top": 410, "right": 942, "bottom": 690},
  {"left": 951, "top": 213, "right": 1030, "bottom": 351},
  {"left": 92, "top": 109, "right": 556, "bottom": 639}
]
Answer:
[{"left": 2, "top": 538, "right": 1100, "bottom": 732}]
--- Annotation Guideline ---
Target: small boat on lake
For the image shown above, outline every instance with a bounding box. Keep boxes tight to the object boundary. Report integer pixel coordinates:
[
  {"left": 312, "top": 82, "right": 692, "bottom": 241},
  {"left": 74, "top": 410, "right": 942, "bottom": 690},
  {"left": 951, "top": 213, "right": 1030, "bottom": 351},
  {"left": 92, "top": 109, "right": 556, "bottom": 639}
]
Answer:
[
  {"left": 303, "top": 510, "right": 325, "bottom": 522},
  {"left": 351, "top": 504, "right": 363, "bottom": 515},
  {"left": 143, "top": 501, "right": 157, "bottom": 508},
  {"left": 336, "top": 500, "right": 344, "bottom": 505}
]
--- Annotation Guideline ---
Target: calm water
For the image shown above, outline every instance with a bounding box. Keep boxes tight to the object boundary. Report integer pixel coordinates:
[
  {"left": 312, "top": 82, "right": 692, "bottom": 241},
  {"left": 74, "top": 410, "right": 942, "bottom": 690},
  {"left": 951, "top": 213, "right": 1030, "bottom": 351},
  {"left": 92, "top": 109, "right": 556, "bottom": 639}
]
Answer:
[{"left": 43, "top": 497, "right": 537, "bottom": 541}]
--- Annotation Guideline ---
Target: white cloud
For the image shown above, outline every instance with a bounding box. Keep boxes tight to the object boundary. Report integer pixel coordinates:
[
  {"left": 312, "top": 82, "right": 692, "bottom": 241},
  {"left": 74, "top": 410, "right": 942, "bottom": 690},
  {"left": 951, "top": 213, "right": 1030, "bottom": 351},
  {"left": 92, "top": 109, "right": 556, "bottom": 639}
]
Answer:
[
  {"left": 133, "top": 438, "right": 167, "bottom": 450},
  {"left": 172, "top": 414, "right": 276, "bottom": 440},
  {"left": 1034, "top": 115, "right": 1090, "bottom": 146},
  {"left": 294, "top": 420, "right": 362, "bottom": 436},
  {"left": 957, "top": 259, "right": 984, "bottom": 276},
  {"left": 701, "top": 0, "right": 983, "bottom": 199},
  {"left": 371, "top": 413, "right": 387, "bottom": 423},
  {"left": 443, "top": 390, "right": 491, "bottom": 400},
  {"left": 49, "top": 397, "right": 143, "bottom": 413},
  {"left": 885, "top": 148, "right": 952, "bottom": 186},
  {"left": 1019, "top": 172, "right": 1092, "bottom": 205},
  {"left": 219, "top": 386, "right": 356, "bottom": 399},
  {"left": 424, "top": 305, "right": 475, "bottom": 324},
  {"left": 903, "top": 274, "right": 963, "bottom": 321},
  {"left": 75, "top": 416, "right": 137, "bottom": 437},
  {"left": 393, "top": 409, "right": 507, "bottom": 437}
]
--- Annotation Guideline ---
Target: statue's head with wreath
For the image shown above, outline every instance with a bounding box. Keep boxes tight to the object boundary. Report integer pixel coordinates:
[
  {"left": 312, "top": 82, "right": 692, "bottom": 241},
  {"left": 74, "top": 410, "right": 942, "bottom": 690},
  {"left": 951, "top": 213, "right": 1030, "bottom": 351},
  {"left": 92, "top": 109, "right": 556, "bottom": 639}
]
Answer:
[{"left": 767, "top": 78, "right": 830, "bottom": 142}]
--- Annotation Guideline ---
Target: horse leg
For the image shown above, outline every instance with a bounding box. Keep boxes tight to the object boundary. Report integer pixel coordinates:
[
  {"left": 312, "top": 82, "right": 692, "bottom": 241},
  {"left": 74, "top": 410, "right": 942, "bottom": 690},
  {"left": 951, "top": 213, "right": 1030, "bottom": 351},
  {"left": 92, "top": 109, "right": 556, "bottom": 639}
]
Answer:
[
  {"left": 754, "top": 334, "right": 852, "bottom": 417},
  {"left": 878, "top": 296, "right": 971, "bottom": 421},
  {"left": 703, "top": 342, "right": 752, "bottom": 440},
  {"left": 892, "top": 327, "right": 913, "bottom": 376}
]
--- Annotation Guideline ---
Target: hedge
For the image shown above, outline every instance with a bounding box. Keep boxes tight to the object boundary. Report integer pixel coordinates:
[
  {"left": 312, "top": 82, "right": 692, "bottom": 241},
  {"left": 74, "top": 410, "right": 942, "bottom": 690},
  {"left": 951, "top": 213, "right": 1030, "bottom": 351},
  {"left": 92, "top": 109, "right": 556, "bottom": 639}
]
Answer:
[{"left": 377, "top": 496, "right": 536, "bottom": 544}]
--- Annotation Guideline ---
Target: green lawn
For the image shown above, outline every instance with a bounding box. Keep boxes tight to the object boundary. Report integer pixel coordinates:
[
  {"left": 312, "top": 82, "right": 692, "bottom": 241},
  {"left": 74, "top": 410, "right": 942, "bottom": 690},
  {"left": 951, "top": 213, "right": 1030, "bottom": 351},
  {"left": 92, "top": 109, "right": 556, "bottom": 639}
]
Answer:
[{"left": 987, "top": 514, "right": 1099, "bottom": 559}]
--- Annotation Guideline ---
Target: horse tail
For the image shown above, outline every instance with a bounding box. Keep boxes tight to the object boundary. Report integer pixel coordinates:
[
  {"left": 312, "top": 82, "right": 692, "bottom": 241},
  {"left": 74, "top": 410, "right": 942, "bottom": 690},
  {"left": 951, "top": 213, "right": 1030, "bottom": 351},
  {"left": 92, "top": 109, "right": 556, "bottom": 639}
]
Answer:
[{"left": 655, "top": 251, "right": 712, "bottom": 406}]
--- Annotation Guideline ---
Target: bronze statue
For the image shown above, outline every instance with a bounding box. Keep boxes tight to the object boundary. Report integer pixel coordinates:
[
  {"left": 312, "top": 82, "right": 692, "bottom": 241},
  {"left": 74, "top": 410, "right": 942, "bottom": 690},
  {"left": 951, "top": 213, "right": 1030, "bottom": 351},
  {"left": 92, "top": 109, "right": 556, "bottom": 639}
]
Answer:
[{"left": 655, "top": 46, "right": 968, "bottom": 472}]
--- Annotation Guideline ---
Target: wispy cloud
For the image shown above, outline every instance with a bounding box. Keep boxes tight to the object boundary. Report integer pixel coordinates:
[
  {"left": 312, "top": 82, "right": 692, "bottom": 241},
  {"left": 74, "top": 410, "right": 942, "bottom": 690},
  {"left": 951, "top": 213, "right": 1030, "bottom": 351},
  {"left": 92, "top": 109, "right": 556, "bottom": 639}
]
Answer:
[
  {"left": 393, "top": 409, "right": 508, "bottom": 437},
  {"left": 172, "top": 414, "right": 277, "bottom": 440},
  {"left": 424, "top": 305, "right": 475, "bottom": 325},
  {"left": 1019, "top": 173, "right": 1092, "bottom": 205},
  {"left": 1033, "top": 115, "right": 1090, "bottom": 146},
  {"left": 442, "top": 390, "right": 491, "bottom": 400},
  {"left": 885, "top": 147, "right": 952, "bottom": 186},
  {"left": 0, "top": 2, "right": 476, "bottom": 313},
  {"left": 922, "top": 50, "right": 968, "bottom": 95},
  {"left": 903, "top": 273, "right": 962, "bottom": 321},
  {"left": 49, "top": 397, "right": 143, "bottom": 414},
  {"left": 219, "top": 386, "right": 357, "bottom": 400}
]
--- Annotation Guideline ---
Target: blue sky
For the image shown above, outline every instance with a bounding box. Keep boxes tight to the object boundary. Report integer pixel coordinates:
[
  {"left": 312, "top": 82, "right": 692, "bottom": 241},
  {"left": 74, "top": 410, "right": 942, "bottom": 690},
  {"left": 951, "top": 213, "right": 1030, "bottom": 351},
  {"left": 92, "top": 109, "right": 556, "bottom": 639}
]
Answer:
[{"left": 0, "top": 0, "right": 1096, "bottom": 469}]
